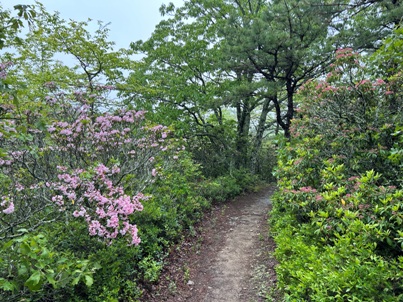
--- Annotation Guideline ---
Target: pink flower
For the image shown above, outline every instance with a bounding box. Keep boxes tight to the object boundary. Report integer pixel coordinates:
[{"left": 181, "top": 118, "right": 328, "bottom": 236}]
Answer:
[
  {"left": 95, "top": 164, "right": 109, "bottom": 175},
  {"left": 356, "top": 79, "right": 370, "bottom": 87},
  {"left": 106, "top": 214, "right": 119, "bottom": 228},
  {"left": 67, "top": 192, "right": 76, "bottom": 200},
  {"left": 128, "top": 225, "right": 141, "bottom": 245},
  {"left": 15, "top": 183, "right": 24, "bottom": 191},
  {"left": 111, "top": 166, "right": 120, "bottom": 174},
  {"left": 56, "top": 122, "right": 69, "bottom": 128},
  {"left": 374, "top": 78, "right": 385, "bottom": 86},
  {"left": 2, "top": 202, "right": 14, "bottom": 214},
  {"left": 52, "top": 195, "right": 64, "bottom": 206},
  {"left": 315, "top": 195, "right": 323, "bottom": 201}
]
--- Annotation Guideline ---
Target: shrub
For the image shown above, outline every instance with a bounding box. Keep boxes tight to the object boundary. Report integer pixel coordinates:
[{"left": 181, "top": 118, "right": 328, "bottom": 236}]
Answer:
[
  {"left": 271, "top": 44, "right": 403, "bottom": 300},
  {"left": 0, "top": 59, "right": 209, "bottom": 300}
]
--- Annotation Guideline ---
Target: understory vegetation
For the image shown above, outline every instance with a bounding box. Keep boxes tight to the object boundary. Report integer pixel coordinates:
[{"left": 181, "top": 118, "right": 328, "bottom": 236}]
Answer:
[
  {"left": 1, "top": 0, "right": 402, "bottom": 301},
  {"left": 271, "top": 40, "right": 403, "bottom": 300}
]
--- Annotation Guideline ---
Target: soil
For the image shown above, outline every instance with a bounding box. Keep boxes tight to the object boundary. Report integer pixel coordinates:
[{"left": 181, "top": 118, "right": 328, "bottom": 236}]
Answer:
[{"left": 140, "top": 185, "right": 282, "bottom": 302}]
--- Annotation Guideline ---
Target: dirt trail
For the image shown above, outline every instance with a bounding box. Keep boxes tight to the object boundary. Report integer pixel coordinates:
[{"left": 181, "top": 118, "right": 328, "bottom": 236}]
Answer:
[
  {"left": 203, "top": 187, "right": 273, "bottom": 301},
  {"left": 141, "top": 185, "right": 280, "bottom": 302}
]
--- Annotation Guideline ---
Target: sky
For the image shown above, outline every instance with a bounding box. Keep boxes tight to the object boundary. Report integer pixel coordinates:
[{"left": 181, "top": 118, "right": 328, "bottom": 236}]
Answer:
[{"left": 1, "top": 0, "right": 185, "bottom": 49}]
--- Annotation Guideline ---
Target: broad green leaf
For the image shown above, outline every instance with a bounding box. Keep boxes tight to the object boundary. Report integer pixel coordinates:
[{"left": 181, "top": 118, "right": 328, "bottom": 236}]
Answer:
[
  {"left": 0, "top": 278, "right": 17, "bottom": 291},
  {"left": 24, "top": 271, "right": 42, "bottom": 291},
  {"left": 84, "top": 274, "right": 93, "bottom": 287}
]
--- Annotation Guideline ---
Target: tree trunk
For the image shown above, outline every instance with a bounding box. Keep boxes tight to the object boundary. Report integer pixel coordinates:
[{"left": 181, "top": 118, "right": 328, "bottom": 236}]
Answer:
[
  {"left": 250, "top": 98, "right": 271, "bottom": 174},
  {"left": 236, "top": 100, "right": 251, "bottom": 169}
]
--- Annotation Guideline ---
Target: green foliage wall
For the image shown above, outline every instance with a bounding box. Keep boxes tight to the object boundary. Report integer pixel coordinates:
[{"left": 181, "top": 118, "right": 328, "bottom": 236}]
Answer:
[{"left": 271, "top": 38, "right": 403, "bottom": 300}]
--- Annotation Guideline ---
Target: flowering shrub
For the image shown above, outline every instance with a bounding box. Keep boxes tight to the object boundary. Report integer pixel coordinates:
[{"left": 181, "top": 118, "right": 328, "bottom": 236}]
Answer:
[
  {"left": 1, "top": 57, "right": 211, "bottom": 300},
  {"left": 0, "top": 90, "right": 171, "bottom": 244},
  {"left": 271, "top": 45, "right": 403, "bottom": 300},
  {"left": 293, "top": 48, "right": 402, "bottom": 183}
]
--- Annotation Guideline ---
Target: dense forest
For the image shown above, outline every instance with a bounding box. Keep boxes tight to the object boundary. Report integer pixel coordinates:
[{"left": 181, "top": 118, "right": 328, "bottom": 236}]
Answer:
[{"left": 0, "top": 0, "right": 402, "bottom": 301}]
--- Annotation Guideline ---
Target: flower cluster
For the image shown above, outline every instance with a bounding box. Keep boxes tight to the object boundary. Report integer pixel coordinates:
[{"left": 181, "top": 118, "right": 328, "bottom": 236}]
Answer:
[
  {"left": 52, "top": 164, "right": 145, "bottom": 245},
  {"left": 1, "top": 92, "right": 173, "bottom": 244},
  {"left": 1, "top": 195, "right": 14, "bottom": 214}
]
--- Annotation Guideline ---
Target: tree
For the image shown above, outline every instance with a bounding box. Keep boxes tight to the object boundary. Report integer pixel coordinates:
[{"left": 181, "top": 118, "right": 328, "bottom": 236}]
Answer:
[
  {"left": 128, "top": 0, "right": 336, "bottom": 174},
  {"left": 2, "top": 3, "right": 137, "bottom": 114},
  {"left": 0, "top": 3, "right": 36, "bottom": 50},
  {"left": 129, "top": 0, "right": 402, "bottom": 176},
  {"left": 128, "top": 1, "right": 241, "bottom": 176},
  {"left": 330, "top": 0, "right": 403, "bottom": 50}
]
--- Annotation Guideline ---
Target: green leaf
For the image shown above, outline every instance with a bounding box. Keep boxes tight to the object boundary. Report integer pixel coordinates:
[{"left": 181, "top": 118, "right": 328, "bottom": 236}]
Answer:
[
  {"left": 17, "top": 264, "right": 28, "bottom": 276},
  {"left": 71, "top": 276, "right": 81, "bottom": 286},
  {"left": 0, "top": 278, "right": 17, "bottom": 291},
  {"left": 24, "top": 271, "right": 42, "bottom": 291},
  {"left": 45, "top": 273, "right": 56, "bottom": 287},
  {"left": 19, "top": 242, "right": 31, "bottom": 255},
  {"left": 84, "top": 274, "right": 94, "bottom": 287},
  {"left": 2, "top": 239, "right": 14, "bottom": 249}
]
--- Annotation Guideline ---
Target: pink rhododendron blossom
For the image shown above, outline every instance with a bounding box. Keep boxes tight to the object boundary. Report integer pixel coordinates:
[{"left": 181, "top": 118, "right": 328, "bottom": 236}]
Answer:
[
  {"left": 315, "top": 195, "right": 323, "bottom": 201},
  {"left": 374, "top": 78, "right": 386, "bottom": 86},
  {"left": 51, "top": 164, "right": 147, "bottom": 245},
  {"left": 299, "top": 186, "right": 317, "bottom": 193},
  {"left": 2, "top": 202, "right": 14, "bottom": 214},
  {"left": 2, "top": 96, "right": 177, "bottom": 245},
  {"left": 15, "top": 183, "right": 24, "bottom": 191},
  {"left": 52, "top": 195, "right": 64, "bottom": 206},
  {"left": 111, "top": 166, "right": 120, "bottom": 174},
  {"left": 1, "top": 196, "right": 14, "bottom": 214}
]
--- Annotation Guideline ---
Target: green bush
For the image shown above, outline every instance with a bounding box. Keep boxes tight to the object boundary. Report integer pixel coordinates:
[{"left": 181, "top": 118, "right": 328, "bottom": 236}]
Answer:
[
  {"left": 0, "top": 232, "right": 98, "bottom": 301},
  {"left": 199, "top": 175, "right": 241, "bottom": 202},
  {"left": 199, "top": 169, "right": 261, "bottom": 203},
  {"left": 0, "top": 150, "right": 210, "bottom": 301},
  {"left": 271, "top": 45, "right": 403, "bottom": 300}
]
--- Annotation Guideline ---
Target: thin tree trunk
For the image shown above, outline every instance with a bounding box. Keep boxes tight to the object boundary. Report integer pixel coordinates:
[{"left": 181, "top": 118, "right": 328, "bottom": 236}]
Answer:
[{"left": 250, "top": 98, "right": 271, "bottom": 174}]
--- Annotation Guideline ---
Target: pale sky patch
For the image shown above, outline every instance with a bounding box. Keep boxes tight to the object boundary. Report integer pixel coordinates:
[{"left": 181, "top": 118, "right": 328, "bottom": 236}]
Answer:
[{"left": 1, "top": 0, "right": 184, "bottom": 49}]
